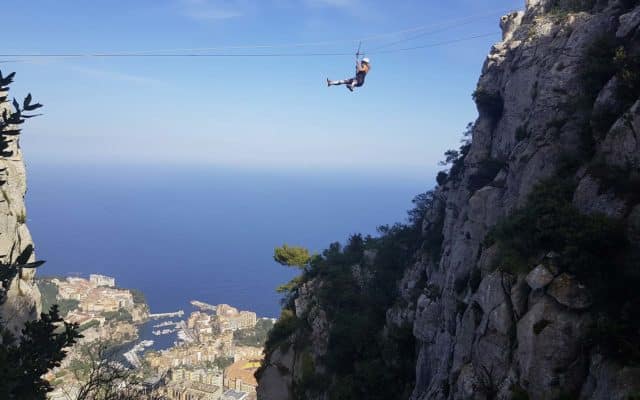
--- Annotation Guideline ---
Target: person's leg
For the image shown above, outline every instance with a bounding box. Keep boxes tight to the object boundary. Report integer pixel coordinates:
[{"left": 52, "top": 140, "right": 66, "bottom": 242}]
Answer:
[
  {"left": 344, "top": 76, "right": 365, "bottom": 92},
  {"left": 328, "top": 78, "right": 355, "bottom": 86}
]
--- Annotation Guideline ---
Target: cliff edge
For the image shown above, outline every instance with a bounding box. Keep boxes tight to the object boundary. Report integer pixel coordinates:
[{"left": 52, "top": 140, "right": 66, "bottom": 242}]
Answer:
[
  {"left": 0, "top": 84, "right": 41, "bottom": 334},
  {"left": 257, "top": 0, "right": 640, "bottom": 399}
]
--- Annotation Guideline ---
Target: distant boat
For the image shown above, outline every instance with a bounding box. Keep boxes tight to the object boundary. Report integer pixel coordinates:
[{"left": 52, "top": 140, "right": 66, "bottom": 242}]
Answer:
[
  {"left": 152, "top": 320, "right": 177, "bottom": 328},
  {"left": 152, "top": 328, "right": 176, "bottom": 336}
]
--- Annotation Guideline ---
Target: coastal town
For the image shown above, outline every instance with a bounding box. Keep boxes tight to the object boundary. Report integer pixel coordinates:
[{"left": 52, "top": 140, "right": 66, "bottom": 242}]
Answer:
[
  {"left": 144, "top": 302, "right": 270, "bottom": 400},
  {"left": 38, "top": 275, "right": 273, "bottom": 400}
]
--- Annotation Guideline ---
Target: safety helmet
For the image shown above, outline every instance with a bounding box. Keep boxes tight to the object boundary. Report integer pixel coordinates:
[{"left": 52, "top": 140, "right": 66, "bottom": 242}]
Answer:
[{"left": 361, "top": 57, "right": 370, "bottom": 64}]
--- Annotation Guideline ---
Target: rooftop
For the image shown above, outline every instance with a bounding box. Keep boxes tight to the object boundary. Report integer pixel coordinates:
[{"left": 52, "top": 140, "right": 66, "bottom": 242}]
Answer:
[
  {"left": 223, "top": 389, "right": 248, "bottom": 400},
  {"left": 224, "top": 360, "right": 260, "bottom": 387}
]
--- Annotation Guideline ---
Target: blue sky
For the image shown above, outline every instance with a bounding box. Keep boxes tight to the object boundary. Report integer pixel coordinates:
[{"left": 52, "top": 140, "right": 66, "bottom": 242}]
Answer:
[{"left": 4, "top": 0, "right": 522, "bottom": 177}]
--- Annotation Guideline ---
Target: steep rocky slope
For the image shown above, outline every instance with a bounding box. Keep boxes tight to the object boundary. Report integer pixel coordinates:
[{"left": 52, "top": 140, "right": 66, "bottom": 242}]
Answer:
[
  {"left": 257, "top": 0, "right": 640, "bottom": 399},
  {"left": 0, "top": 84, "right": 41, "bottom": 334}
]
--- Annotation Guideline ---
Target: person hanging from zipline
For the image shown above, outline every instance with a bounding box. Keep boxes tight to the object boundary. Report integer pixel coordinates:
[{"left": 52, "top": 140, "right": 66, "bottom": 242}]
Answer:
[{"left": 327, "top": 57, "right": 371, "bottom": 92}]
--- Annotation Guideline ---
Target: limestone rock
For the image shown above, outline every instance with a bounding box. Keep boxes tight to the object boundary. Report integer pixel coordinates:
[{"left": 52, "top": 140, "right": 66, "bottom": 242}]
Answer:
[
  {"left": 258, "top": 3, "right": 640, "bottom": 399},
  {"left": 511, "top": 275, "right": 530, "bottom": 319},
  {"left": 573, "top": 174, "right": 628, "bottom": 218},
  {"left": 256, "top": 347, "right": 295, "bottom": 400},
  {"left": 0, "top": 96, "right": 40, "bottom": 335},
  {"left": 517, "top": 297, "right": 592, "bottom": 399},
  {"left": 525, "top": 264, "right": 555, "bottom": 290},
  {"left": 453, "top": 363, "right": 476, "bottom": 399},
  {"left": 591, "top": 76, "right": 625, "bottom": 133},
  {"left": 598, "top": 100, "right": 640, "bottom": 169},
  {"left": 477, "top": 244, "right": 500, "bottom": 274},
  {"left": 308, "top": 307, "right": 329, "bottom": 359},
  {"left": 294, "top": 280, "right": 315, "bottom": 318},
  {"left": 413, "top": 294, "right": 442, "bottom": 343},
  {"left": 617, "top": 6, "right": 640, "bottom": 38},
  {"left": 580, "top": 353, "right": 640, "bottom": 399},
  {"left": 547, "top": 273, "right": 593, "bottom": 310}
]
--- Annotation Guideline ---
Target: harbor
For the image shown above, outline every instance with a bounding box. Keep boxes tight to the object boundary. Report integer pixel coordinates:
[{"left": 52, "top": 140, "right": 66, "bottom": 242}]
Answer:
[{"left": 123, "top": 340, "right": 154, "bottom": 368}]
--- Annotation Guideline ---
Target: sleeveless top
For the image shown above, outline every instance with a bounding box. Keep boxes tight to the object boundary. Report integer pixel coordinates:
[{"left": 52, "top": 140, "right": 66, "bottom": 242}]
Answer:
[{"left": 356, "top": 64, "right": 370, "bottom": 84}]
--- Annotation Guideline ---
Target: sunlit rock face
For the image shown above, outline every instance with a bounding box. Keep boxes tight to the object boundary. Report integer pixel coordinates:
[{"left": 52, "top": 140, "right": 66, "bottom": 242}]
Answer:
[
  {"left": 0, "top": 92, "right": 41, "bottom": 335},
  {"left": 410, "top": 1, "right": 640, "bottom": 398}
]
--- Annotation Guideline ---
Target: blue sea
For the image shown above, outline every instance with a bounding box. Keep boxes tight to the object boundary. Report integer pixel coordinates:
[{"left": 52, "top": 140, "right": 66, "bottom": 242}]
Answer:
[{"left": 26, "top": 164, "right": 432, "bottom": 327}]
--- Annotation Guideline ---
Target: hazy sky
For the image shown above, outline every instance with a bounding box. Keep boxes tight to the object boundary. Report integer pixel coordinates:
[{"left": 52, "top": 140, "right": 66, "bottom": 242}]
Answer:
[{"left": 4, "top": 0, "right": 521, "bottom": 176}]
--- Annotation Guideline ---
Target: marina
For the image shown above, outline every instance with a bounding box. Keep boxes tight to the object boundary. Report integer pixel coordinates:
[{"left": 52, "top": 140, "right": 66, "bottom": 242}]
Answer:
[
  {"left": 176, "top": 320, "right": 196, "bottom": 343},
  {"left": 152, "top": 320, "right": 178, "bottom": 328},
  {"left": 149, "top": 310, "right": 184, "bottom": 319},
  {"left": 152, "top": 328, "right": 176, "bottom": 336},
  {"left": 123, "top": 340, "right": 154, "bottom": 368}
]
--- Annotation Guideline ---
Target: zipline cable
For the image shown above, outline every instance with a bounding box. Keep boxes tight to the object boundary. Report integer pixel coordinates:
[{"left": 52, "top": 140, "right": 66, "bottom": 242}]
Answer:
[
  {"left": 0, "top": 24, "right": 437, "bottom": 57},
  {"left": 116, "top": 7, "right": 509, "bottom": 54},
  {"left": 373, "top": 32, "right": 495, "bottom": 53},
  {"left": 0, "top": 7, "right": 511, "bottom": 63},
  {"left": 367, "top": 12, "right": 501, "bottom": 52},
  {"left": 0, "top": 32, "right": 499, "bottom": 64}
]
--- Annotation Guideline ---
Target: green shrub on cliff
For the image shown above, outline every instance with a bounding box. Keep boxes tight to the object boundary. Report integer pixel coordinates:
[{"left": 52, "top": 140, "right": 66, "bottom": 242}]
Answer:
[
  {"left": 264, "top": 220, "right": 428, "bottom": 399},
  {"left": 264, "top": 309, "right": 300, "bottom": 352},
  {"left": 582, "top": 35, "right": 640, "bottom": 137},
  {"left": 485, "top": 176, "right": 626, "bottom": 284},
  {"left": 548, "top": 0, "right": 595, "bottom": 13},
  {"left": 303, "top": 230, "right": 420, "bottom": 400},
  {"left": 274, "top": 245, "right": 312, "bottom": 268},
  {"left": 485, "top": 175, "right": 640, "bottom": 364},
  {"left": 438, "top": 122, "right": 474, "bottom": 187}
]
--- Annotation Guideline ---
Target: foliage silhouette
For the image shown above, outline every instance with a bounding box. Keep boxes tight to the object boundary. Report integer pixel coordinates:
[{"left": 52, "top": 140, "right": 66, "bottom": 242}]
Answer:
[
  {"left": 0, "top": 69, "right": 43, "bottom": 157},
  {"left": 0, "top": 70, "right": 82, "bottom": 400}
]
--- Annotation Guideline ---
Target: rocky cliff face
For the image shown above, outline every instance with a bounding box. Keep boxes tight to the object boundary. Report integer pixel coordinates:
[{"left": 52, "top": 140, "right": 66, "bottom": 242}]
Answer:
[
  {"left": 257, "top": 1, "right": 640, "bottom": 399},
  {"left": 0, "top": 90, "right": 41, "bottom": 334}
]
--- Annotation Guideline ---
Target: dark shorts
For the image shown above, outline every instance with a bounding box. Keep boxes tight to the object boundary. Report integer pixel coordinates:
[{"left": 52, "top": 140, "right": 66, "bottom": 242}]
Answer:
[{"left": 348, "top": 72, "right": 366, "bottom": 87}]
